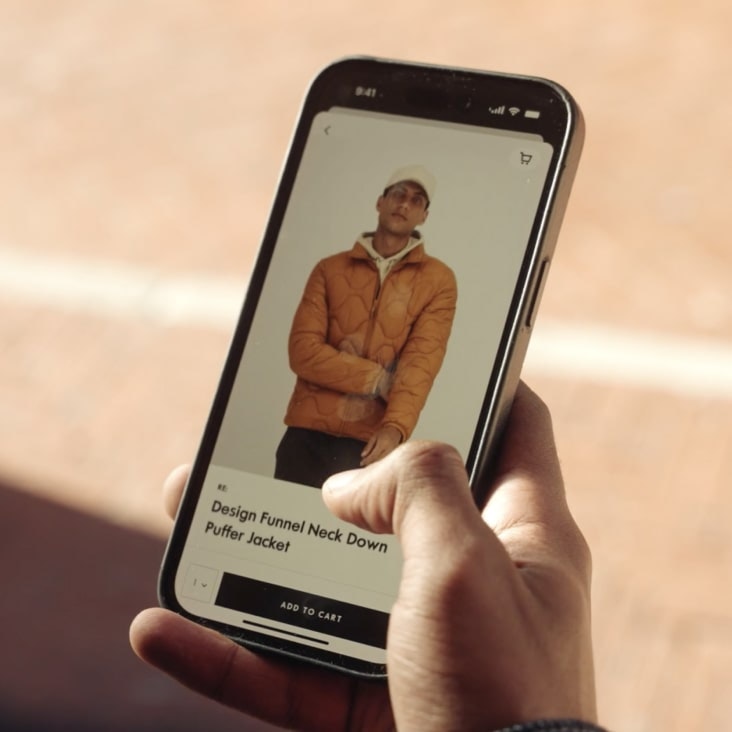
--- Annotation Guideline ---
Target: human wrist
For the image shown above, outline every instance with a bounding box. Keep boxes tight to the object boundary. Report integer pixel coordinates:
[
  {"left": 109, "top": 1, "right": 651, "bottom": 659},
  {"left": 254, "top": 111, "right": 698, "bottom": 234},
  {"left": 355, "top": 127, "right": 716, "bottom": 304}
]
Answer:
[{"left": 380, "top": 422, "right": 404, "bottom": 443}]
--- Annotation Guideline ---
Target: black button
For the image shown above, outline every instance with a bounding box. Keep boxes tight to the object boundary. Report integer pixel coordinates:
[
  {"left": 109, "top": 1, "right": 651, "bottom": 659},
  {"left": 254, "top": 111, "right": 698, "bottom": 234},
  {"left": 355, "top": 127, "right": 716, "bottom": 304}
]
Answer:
[
  {"left": 526, "top": 258, "right": 550, "bottom": 328},
  {"left": 216, "top": 572, "right": 389, "bottom": 648}
]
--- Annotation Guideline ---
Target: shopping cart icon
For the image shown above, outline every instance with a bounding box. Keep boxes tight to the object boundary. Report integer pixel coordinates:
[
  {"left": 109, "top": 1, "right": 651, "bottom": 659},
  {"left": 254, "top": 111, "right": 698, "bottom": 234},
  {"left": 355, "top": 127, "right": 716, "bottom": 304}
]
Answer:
[{"left": 520, "top": 152, "right": 533, "bottom": 165}]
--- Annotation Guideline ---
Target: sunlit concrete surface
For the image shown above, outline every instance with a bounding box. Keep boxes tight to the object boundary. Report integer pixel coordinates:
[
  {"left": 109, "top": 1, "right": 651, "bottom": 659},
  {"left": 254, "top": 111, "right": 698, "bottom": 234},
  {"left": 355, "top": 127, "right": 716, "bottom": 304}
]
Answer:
[{"left": 1, "top": 2, "right": 731, "bottom": 730}]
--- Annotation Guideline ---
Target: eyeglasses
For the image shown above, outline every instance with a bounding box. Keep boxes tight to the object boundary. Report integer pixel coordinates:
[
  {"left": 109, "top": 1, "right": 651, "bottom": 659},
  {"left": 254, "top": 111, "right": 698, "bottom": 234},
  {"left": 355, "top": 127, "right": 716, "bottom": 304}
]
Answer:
[{"left": 385, "top": 185, "right": 428, "bottom": 210}]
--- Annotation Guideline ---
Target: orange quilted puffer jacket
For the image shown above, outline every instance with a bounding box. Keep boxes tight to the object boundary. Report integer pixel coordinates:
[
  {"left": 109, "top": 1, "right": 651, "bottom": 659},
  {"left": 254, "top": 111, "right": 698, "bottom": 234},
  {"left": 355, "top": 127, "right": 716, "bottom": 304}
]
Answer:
[{"left": 284, "top": 237, "right": 457, "bottom": 442}]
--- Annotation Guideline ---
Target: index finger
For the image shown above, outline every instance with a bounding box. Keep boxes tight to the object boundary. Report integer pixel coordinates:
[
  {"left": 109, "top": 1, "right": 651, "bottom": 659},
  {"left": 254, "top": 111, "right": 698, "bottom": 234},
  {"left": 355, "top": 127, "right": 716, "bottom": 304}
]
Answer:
[
  {"left": 162, "top": 464, "right": 190, "bottom": 520},
  {"left": 485, "top": 382, "right": 590, "bottom": 576}
]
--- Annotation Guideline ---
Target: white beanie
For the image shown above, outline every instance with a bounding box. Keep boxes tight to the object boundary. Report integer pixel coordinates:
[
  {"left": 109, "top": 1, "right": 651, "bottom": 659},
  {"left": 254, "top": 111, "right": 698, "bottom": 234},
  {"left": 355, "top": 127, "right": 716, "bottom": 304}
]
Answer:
[{"left": 384, "top": 164, "right": 436, "bottom": 203}]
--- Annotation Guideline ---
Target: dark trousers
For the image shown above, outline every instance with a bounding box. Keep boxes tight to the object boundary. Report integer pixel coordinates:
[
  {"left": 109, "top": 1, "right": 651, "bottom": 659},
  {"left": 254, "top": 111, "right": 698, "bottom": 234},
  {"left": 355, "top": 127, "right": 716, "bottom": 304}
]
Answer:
[{"left": 274, "top": 427, "right": 367, "bottom": 489}]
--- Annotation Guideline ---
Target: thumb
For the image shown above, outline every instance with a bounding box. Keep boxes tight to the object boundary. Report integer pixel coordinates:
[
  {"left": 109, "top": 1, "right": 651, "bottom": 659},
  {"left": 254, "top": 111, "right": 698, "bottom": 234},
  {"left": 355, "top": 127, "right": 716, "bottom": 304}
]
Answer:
[{"left": 323, "top": 441, "right": 492, "bottom": 558}]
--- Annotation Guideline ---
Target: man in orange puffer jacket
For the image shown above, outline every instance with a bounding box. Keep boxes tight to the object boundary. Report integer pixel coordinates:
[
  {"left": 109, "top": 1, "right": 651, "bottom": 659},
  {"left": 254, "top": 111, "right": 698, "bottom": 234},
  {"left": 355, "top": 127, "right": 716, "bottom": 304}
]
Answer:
[{"left": 275, "top": 165, "right": 458, "bottom": 488}]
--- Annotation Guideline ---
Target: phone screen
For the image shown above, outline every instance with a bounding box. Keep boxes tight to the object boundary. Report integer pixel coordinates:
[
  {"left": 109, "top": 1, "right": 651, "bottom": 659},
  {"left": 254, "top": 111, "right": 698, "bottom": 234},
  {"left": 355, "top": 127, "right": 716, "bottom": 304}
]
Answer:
[{"left": 160, "top": 58, "right": 582, "bottom": 676}]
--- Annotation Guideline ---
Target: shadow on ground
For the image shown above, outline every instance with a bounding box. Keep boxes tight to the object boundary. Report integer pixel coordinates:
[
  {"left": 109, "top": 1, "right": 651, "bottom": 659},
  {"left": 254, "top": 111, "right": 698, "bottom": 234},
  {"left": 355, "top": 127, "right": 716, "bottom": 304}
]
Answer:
[{"left": 0, "top": 477, "right": 276, "bottom": 732}]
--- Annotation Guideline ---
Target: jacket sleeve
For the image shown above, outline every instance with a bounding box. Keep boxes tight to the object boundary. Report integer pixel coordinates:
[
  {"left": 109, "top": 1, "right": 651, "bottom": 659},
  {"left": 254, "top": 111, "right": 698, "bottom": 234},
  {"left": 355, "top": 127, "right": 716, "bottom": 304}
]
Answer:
[
  {"left": 382, "top": 263, "right": 457, "bottom": 439},
  {"left": 288, "top": 261, "right": 386, "bottom": 396}
]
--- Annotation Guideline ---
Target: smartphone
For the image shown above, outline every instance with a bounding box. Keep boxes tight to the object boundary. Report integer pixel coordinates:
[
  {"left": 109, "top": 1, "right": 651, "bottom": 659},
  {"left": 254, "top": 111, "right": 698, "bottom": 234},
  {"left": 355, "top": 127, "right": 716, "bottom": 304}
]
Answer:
[{"left": 159, "top": 56, "right": 583, "bottom": 678}]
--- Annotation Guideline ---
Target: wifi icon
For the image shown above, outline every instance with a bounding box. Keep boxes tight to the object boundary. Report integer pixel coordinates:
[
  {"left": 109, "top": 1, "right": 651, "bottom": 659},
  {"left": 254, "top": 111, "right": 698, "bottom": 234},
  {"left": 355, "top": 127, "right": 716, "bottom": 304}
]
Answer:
[{"left": 509, "top": 107, "right": 521, "bottom": 116}]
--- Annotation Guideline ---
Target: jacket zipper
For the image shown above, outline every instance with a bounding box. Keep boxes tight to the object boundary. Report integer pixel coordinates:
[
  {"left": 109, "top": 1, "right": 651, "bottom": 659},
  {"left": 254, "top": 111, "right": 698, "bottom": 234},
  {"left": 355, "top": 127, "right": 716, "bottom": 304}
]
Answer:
[{"left": 363, "top": 265, "right": 382, "bottom": 361}]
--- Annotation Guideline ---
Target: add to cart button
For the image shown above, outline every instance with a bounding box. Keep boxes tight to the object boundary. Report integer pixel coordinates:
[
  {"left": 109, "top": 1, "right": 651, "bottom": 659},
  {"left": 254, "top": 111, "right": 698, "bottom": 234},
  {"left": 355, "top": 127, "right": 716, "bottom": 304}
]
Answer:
[{"left": 215, "top": 573, "right": 389, "bottom": 649}]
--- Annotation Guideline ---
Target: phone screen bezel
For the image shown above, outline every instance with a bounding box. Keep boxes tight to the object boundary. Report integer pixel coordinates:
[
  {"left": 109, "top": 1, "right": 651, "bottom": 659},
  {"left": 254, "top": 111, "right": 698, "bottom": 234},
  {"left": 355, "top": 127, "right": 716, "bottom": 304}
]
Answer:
[{"left": 159, "top": 57, "right": 583, "bottom": 677}]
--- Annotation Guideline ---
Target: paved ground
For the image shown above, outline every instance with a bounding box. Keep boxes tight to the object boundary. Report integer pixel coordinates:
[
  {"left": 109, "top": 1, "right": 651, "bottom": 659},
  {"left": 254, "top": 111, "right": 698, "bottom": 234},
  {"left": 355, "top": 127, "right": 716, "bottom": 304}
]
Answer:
[{"left": 1, "top": 2, "right": 731, "bottom": 731}]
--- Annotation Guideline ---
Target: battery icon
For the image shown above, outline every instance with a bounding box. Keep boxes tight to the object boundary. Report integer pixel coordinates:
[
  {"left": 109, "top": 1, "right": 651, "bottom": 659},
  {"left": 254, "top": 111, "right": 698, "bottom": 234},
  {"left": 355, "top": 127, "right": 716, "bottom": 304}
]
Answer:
[{"left": 524, "top": 110, "right": 541, "bottom": 119}]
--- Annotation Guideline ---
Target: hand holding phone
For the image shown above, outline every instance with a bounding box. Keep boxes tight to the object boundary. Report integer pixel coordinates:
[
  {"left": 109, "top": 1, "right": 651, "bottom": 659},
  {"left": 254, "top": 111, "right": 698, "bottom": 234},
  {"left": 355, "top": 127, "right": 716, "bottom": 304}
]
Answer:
[
  {"left": 157, "top": 57, "right": 584, "bottom": 676},
  {"left": 133, "top": 385, "right": 597, "bottom": 730}
]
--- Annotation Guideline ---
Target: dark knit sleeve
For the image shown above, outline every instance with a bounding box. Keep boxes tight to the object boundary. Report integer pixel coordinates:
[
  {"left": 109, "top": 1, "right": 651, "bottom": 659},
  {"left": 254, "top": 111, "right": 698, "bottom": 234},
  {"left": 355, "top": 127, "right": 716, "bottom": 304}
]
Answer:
[{"left": 492, "top": 720, "right": 609, "bottom": 732}]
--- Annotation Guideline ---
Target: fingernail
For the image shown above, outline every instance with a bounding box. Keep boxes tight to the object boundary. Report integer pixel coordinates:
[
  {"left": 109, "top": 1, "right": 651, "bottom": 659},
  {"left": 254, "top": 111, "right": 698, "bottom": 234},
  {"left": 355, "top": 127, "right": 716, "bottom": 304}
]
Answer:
[{"left": 323, "top": 469, "right": 358, "bottom": 494}]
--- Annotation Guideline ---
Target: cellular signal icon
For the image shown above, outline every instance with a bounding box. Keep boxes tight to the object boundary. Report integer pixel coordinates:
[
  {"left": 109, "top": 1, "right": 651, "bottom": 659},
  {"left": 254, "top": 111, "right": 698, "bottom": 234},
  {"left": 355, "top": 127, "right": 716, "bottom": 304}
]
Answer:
[
  {"left": 509, "top": 107, "right": 521, "bottom": 116},
  {"left": 489, "top": 105, "right": 506, "bottom": 115}
]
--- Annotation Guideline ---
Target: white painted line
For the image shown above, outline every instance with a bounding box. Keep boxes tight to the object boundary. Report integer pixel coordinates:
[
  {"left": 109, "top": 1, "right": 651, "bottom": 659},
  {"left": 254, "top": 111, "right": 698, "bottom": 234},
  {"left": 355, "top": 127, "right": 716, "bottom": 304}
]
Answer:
[
  {"left": 2, "top": 247, "right": 731, "bottom": 399},
  {"left": 0, "top": 246, "right": 246, "bottom": 330},
  {"left": 525, "top": 321, "right": 732, "bottom": 399}
]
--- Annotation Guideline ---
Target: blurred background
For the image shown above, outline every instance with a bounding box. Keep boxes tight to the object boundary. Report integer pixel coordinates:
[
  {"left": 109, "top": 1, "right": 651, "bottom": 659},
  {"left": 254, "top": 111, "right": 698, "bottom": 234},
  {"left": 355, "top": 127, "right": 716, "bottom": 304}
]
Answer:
[{"left": 1, "top": 2, "right": 730, "bottom": 730}]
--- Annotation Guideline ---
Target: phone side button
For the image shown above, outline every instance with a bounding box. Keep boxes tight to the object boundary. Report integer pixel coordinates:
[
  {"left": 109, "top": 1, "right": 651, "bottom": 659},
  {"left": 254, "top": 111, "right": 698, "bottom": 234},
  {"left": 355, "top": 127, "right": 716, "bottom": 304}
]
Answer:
[{"left": 526, "top": 258, "right": 550, "bottom": 328}]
